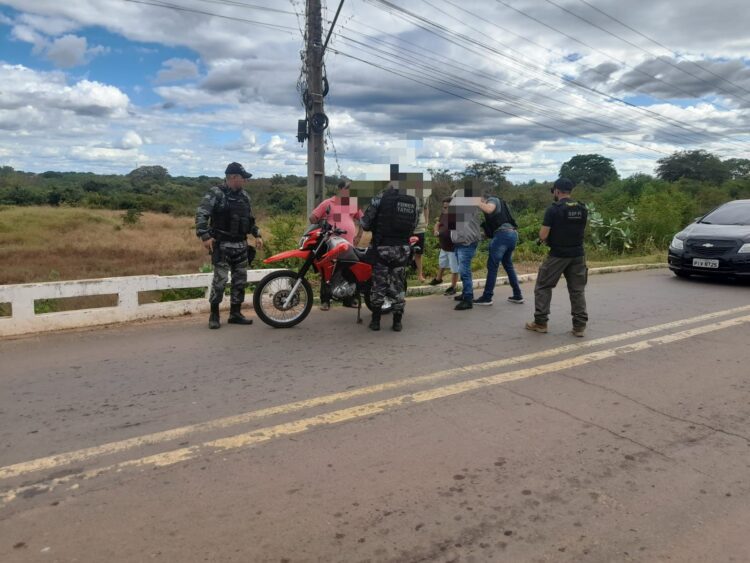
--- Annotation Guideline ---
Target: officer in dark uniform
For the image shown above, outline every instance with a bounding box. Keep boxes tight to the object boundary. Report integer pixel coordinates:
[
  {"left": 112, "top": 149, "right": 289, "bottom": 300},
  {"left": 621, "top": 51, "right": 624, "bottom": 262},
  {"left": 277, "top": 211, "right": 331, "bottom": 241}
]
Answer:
[
  {"left": 525, "top": 177, "right": 589, "bottom": 337},
  {"left": 195, "top": 162, "right": 263, "bottom": 329},
  {"left": 360, "top": 182, "right": 418, "bottom": 332}
]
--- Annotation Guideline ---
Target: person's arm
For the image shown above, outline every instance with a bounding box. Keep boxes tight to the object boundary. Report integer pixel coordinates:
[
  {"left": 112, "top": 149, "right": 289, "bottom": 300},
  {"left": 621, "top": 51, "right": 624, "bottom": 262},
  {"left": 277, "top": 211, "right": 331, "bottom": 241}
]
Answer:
[
  {"left": 195, "top": 188, "right": 219, "bottom": 252},
  {"left": 476, "top": 199, "right": 497, "bottom": 214},
  {"left": 539, "top": 206, "right": 555, "bottom": 242},
  {"left": 359, "top": 196, "right": 380, "bottom": 232}
]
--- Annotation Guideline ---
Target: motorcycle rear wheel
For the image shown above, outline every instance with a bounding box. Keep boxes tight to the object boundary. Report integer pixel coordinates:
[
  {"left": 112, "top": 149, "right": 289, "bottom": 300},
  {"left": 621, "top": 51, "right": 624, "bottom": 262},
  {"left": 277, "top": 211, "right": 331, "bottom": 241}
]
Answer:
[{"left": 253, "top": 270, "right": 314, "bottom": 328}]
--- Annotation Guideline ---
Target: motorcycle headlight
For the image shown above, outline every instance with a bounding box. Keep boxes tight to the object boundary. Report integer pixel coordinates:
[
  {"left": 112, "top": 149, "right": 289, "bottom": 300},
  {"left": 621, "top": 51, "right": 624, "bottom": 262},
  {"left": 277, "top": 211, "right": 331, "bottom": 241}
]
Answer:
[
  {"left": 739, "top": 243, "right": 750, "bottom": 254},
  {"left": 670, "top": 237, "right": 684, "bottom": 251}
]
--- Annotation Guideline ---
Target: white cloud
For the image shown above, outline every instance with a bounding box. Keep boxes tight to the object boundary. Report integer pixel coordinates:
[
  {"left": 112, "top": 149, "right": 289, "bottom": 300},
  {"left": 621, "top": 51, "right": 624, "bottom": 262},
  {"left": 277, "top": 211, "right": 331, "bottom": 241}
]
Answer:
[{"left": 118, "top": 131, "right": 143, "bottom": 149}]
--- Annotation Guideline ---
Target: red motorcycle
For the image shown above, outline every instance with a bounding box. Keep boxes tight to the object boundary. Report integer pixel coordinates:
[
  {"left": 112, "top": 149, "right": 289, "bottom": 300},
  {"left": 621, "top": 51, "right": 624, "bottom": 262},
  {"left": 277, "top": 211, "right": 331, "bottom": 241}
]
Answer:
[{"left": 253, "top": 220, "right": 417, "bottom": 328}]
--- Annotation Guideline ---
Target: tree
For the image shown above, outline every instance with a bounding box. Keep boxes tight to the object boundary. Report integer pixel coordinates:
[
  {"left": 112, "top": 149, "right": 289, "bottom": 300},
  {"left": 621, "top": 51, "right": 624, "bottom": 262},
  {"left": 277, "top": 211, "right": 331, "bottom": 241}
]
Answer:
[
  {"left": 457, "top": 160, "right": 511, "bottom": 190},
  {"left": 723, "top": 158, "right": 750, "bottom": 180},
  {"left": 127, "top": 165, "right": 169, "bottom": 187},
  {"left": 655, "top": 150, "right": 730, "bottom": 184},
  {"left": 559, "top": 154, "right": 618, "bottom": 187}
]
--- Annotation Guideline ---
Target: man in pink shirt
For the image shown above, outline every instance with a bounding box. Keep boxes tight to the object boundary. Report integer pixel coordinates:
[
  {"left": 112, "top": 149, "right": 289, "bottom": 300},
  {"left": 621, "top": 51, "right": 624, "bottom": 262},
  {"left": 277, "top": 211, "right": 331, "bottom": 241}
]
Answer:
[{"left": 308, "top": 180, "right": 364, "bottom": 310}]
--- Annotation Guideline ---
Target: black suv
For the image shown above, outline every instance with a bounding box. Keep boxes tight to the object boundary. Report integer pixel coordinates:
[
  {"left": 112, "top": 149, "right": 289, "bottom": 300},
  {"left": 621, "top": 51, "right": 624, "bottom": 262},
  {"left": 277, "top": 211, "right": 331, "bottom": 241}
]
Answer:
[{"left": 668, "top": 199, "right": 750, "bottom": 278}]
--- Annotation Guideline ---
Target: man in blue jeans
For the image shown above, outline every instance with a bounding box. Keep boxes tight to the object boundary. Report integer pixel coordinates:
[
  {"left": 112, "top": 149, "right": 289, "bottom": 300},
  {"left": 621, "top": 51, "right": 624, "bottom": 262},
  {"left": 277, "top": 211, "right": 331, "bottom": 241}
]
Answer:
[
  {"left": 474, "top": 190, "right": 524, "bottom": 305},
  {"left": 449, "top": 188, "right": 482, "bottom": 310}
]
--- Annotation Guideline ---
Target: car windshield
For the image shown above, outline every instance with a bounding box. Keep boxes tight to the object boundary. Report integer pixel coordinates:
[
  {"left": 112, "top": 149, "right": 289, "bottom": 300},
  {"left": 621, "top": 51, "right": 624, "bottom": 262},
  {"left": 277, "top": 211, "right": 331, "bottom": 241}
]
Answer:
[{"left": 700, "top": 202, "right": 750, "bottom": 226}]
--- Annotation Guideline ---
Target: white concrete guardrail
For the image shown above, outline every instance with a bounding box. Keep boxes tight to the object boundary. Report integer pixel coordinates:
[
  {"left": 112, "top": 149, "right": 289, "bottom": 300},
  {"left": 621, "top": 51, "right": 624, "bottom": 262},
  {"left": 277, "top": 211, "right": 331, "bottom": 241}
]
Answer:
[
  {"left": 0, "top": 263, "right": 666, "bottom": 338},
  {"left": 0, "top": 270, "right": 281, "bottom": 338}
]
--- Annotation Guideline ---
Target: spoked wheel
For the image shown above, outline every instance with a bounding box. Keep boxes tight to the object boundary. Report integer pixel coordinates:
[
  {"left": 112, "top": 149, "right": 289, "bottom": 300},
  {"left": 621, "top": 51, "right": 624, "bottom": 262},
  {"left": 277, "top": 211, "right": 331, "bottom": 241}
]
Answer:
[{"left": 252, "top": 270, "right": 314, "bottom": 328}]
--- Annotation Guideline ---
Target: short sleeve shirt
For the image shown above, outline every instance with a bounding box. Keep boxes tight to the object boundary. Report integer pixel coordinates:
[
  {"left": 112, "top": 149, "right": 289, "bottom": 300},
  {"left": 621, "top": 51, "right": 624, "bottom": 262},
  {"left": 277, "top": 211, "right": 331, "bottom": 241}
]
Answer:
[{"left": 311, "top": 196, "right": 363, "bottom": 245}]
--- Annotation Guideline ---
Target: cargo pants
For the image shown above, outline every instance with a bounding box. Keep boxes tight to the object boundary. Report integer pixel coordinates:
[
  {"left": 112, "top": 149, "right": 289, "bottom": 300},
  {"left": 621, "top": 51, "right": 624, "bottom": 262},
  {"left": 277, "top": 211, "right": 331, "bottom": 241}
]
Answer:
[{"left": 533, "top": 255, "right": 588, "bottom": 329}]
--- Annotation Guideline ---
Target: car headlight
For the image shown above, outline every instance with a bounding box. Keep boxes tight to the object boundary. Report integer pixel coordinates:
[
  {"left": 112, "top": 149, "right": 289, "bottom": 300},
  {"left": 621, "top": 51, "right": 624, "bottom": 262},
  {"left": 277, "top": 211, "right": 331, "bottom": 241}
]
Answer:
[
  {"left": 739, "top": 243, "right": 750, "bottom": 254},
  {"left": 670, "top": 237, "right": 684, "bottom": 251}
]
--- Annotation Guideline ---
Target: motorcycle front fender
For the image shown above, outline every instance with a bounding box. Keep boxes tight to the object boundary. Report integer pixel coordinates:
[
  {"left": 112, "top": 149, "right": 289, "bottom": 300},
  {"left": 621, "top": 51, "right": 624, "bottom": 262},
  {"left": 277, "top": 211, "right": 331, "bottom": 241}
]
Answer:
[{"left": 263, "top": 249, "right": 311, "bottom": 264}]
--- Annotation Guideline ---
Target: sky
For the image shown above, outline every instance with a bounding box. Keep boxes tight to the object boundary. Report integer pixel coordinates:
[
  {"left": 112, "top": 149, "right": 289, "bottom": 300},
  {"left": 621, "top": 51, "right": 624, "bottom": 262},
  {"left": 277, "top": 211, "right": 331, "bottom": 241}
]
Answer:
[{"left": 0, "top": 0, "right": 749, "bottom": 182}]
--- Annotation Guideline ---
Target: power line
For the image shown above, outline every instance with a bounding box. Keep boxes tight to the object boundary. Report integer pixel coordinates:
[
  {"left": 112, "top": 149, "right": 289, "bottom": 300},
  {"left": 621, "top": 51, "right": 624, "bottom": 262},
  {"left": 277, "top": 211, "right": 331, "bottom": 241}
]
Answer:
[
  {"left": 493, "top": 0, "right": 740, "bottom": 113},
  {"left": 541, "top": 0, "right": 750, "bottom": 105},
  {"left": 120, "top": 0, "right": 298, "bottom": 32},
  {"left": 329, "top": 47, "right": 671, "bottom": 158},
  {"left": 363, "top": 0, "right": 742, "bottom": 150},
  {"left": 574, "top": 0, "right": 750, "bottom": 99},
  {"left": 191, "top": 0, "right": 297, "bottom": 15}
]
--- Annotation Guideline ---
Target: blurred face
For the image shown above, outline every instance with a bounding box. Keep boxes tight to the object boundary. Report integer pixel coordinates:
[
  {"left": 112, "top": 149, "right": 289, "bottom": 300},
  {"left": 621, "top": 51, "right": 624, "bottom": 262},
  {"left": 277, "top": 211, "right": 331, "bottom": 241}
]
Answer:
[
  {"left": 442, "top": 202, "right": 450, "bottom": 212},
  {"left": 226, "top": 174, "right": 246, "bottom": 190}
]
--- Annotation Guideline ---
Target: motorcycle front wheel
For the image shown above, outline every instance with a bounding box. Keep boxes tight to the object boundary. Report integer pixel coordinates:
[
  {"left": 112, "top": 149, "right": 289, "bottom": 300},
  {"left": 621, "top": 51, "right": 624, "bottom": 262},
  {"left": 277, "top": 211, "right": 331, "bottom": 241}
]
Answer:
[{"left": 252, "top": 270, "right": 314, "bottom": 328}]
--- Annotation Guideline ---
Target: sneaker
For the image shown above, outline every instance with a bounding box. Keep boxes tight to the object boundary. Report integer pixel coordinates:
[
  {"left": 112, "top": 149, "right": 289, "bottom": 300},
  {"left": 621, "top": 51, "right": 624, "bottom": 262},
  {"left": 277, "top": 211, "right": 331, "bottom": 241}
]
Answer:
[
  {"left": 429, "top": 278, "right": 443, "bottom": 286},
  {"left": 525, "top": 321, "right": 548, "bottom": 333},
  {"left": 443, "top": 287, "right": 457, "bottom": 296},
  {"left": 455, "top": 300, "right": 473, "bottom": 310},
  {"left": 571, "top": 326, "right": 586, "bottom": 338},
  {"left": 454, "top": 294, "right": 467, "bottom": 301},
  {"left": 474, "top": 296, "right": 493, "bottom": 306},
  {"left": 319, "top": 302, "right": 330, "bottom": 311},
  {"left": 507, "top": 296, "right": 525, "bottom": 304}
]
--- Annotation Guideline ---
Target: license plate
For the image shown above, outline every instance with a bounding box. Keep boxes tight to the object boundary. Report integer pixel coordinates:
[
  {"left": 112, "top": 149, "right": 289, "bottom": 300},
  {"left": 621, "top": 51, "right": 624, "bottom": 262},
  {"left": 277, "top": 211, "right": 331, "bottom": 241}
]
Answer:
[{"left": 693, "top": 258, "right": 719, "bottom": 269}]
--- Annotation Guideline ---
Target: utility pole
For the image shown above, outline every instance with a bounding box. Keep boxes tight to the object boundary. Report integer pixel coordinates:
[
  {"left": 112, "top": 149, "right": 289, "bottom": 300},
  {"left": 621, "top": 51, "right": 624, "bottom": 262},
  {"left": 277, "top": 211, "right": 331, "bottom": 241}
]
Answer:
[{"left": 305, "top": 0, "right": 325, "bottom": 217}]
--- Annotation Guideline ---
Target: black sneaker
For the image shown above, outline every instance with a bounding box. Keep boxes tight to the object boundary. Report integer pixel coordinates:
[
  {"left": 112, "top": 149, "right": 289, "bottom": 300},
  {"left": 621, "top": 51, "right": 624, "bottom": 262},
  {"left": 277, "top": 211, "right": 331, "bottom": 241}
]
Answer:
[
  {"left": 455, "top": 300, "right": 473, "bottom": 310},
  {"left": 428, "top": 278, "right": 442, "bottom": 286},
  {"left": 507, "top": 296, "right": 524, "bottom": 304},
  {"left": 454, "top": 294, "right": 466, "bottom": 301},
  {"left": 443, "top": 287, "right": 457, "bottom": 296},
  {"left": 474, "top": 296, "right": 493, "bottom": 306}
]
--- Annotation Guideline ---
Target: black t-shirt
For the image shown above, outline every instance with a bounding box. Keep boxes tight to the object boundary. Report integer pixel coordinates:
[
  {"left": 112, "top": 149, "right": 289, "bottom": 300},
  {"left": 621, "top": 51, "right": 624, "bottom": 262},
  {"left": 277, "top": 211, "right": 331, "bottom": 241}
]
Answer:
[{"left": 543, "top": 199, "right": 587, "bottom": 258}]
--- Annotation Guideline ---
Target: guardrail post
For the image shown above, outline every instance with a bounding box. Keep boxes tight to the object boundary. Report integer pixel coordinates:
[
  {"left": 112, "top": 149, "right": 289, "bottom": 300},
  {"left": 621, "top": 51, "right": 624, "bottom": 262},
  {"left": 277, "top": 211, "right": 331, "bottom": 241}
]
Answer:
[{"left": 11, "top": 298, "right": 35, "bottom": 320}]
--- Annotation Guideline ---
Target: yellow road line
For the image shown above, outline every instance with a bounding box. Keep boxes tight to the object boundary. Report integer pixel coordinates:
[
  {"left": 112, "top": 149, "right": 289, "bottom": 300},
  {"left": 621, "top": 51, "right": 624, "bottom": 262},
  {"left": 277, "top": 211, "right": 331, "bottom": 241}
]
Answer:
[
  {"left": 2, "top": 304, "right": 750, "bottom": 482},
  {"left": 2, "top": 312, "right": 748, "bottom": 506}
]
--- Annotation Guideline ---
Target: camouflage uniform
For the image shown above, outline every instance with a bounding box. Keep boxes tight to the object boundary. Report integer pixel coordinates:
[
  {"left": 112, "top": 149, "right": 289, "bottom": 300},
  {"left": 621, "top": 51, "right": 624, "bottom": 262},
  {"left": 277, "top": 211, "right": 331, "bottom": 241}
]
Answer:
[
  {"left": 370, "top": 245, "right": 411, "bottom": 313},
  {"left": 361, "top": 186, "right": 418, "bottom": 329},
  {"left": 195, "top": 184, "right": 260, "bottom": 306}
]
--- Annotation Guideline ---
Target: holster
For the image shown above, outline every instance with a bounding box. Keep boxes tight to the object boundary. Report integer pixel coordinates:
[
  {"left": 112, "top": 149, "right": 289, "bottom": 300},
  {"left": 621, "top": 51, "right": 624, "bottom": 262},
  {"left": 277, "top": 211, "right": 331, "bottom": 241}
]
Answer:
[{"left": 247, "top": 245, "right": 257, "bottom": 266}]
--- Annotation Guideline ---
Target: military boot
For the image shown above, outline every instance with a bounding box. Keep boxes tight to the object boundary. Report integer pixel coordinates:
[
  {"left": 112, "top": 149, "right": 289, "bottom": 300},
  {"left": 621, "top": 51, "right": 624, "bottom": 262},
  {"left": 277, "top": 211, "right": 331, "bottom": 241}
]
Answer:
[
  {"left": 392, "top": 313, "right": 403, "bottom": 332},
  {"left": 208, "top": 303, "right": 220, "bottom": 329},
  {"left": 369, "top": 311, "right": 381, "bottom": 331},
  {"left": 228, "top": 303, "right": 253, "bottom": 325}
]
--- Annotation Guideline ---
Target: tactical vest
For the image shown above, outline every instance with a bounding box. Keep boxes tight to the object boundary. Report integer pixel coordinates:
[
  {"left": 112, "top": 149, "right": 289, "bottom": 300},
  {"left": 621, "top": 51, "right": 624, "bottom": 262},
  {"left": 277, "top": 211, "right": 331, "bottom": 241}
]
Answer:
[
  {"left": 484, "top": 198, "right": 516, "bottom": 237},
  {"left": 211, "top": 188, "right": 252, "bottom": 242},
  {"left": 547, "top": 200, "right": 587, "bottom": 253},
  {"left": 373, "top": 189, "right": 418, "bottom": 246}
]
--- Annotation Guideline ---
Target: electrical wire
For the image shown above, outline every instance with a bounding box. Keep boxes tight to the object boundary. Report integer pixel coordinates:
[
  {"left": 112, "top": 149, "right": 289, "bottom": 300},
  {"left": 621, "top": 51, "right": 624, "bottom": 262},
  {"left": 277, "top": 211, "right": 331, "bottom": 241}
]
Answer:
[
  {"left": 362, "top": 0, "right": 743, "bottom": 150},
  {"left": 493, "top": 0, "right": 739, "bottom": 112},
  {"left": 541, "top": 0, "right": 750, "bottom": 105},
  {"left": 120, "top": 0, "right": 298, "bottom": 32}
]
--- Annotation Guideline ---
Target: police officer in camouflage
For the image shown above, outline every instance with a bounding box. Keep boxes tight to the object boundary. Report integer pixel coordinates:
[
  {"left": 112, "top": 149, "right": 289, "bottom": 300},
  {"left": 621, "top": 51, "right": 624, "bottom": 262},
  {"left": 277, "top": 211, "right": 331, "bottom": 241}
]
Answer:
[
  {"left": 195, "top": 162, "right": 263, "bottom": 329},
  {"left": 526, "top": 177, "right": 589, "bottom": 337},
  {"left": 360, "top": 182, "right": 418, "bottom": 332}
]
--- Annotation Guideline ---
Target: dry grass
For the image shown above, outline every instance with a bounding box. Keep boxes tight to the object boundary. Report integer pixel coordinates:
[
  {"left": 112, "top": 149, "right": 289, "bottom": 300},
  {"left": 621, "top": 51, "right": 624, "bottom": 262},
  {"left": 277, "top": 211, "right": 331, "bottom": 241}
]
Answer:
[{"left": 0, "top": 206, "right": 206, "bottom": 284}]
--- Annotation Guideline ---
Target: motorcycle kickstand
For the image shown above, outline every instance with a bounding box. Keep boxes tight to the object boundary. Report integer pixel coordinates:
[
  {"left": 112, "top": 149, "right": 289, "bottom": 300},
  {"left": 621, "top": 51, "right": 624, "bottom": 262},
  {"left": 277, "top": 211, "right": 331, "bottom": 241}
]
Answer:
[{"left": 356, "top": 293, "right": 363, "bottom": 324}]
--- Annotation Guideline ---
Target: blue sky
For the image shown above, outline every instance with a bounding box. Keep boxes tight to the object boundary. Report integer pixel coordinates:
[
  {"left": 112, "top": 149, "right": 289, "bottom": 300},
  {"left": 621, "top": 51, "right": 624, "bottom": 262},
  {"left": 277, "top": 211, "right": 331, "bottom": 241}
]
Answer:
[{"left": 0, "top": 0, "right": 748, "bottom": 180}]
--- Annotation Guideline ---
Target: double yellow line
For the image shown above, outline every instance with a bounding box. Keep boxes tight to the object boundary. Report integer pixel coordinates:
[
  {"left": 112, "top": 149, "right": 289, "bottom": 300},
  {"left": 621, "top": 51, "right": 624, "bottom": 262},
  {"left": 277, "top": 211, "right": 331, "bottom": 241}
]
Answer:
[{"left": 2, "top": 304, "right": 750, "bottom": 506}]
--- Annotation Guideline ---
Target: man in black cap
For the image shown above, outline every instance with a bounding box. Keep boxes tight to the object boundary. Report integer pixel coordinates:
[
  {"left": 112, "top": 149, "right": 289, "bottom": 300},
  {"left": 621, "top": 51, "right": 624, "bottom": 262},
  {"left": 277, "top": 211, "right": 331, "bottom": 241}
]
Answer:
[
  {"left": 196, "top": 162, "right": 263, "bottom": 329},
  {"left": 525, "top": 177, "right": 588, "bottom": 337}
]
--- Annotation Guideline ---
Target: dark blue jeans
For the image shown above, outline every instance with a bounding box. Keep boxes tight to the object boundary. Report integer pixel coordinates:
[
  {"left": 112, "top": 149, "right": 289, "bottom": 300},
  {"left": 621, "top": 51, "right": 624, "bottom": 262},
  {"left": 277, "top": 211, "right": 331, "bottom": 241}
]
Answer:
[
  {"left": 454, "top": 241, "right": 478, "bottom": 301},
  {"left": 481, "top": 230, "right": 522, "bottom": 300}
]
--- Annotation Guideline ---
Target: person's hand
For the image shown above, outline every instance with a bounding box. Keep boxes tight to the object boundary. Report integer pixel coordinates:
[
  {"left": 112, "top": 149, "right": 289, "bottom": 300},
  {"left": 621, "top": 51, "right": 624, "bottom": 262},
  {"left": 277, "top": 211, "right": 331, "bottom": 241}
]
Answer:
[
  {"left": 202, "top": 238, "right": 214, "bottom": 253},
  {"left": 255, "top": 237, "right": 264, "bottom": 250}
]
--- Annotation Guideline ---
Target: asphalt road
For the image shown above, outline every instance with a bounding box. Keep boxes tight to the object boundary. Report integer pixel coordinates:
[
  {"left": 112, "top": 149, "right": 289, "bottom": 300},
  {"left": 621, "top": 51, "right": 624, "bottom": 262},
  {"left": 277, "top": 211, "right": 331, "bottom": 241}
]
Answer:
[{"left": 1, "top": 269, "right": 749, "bottom": 563}]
